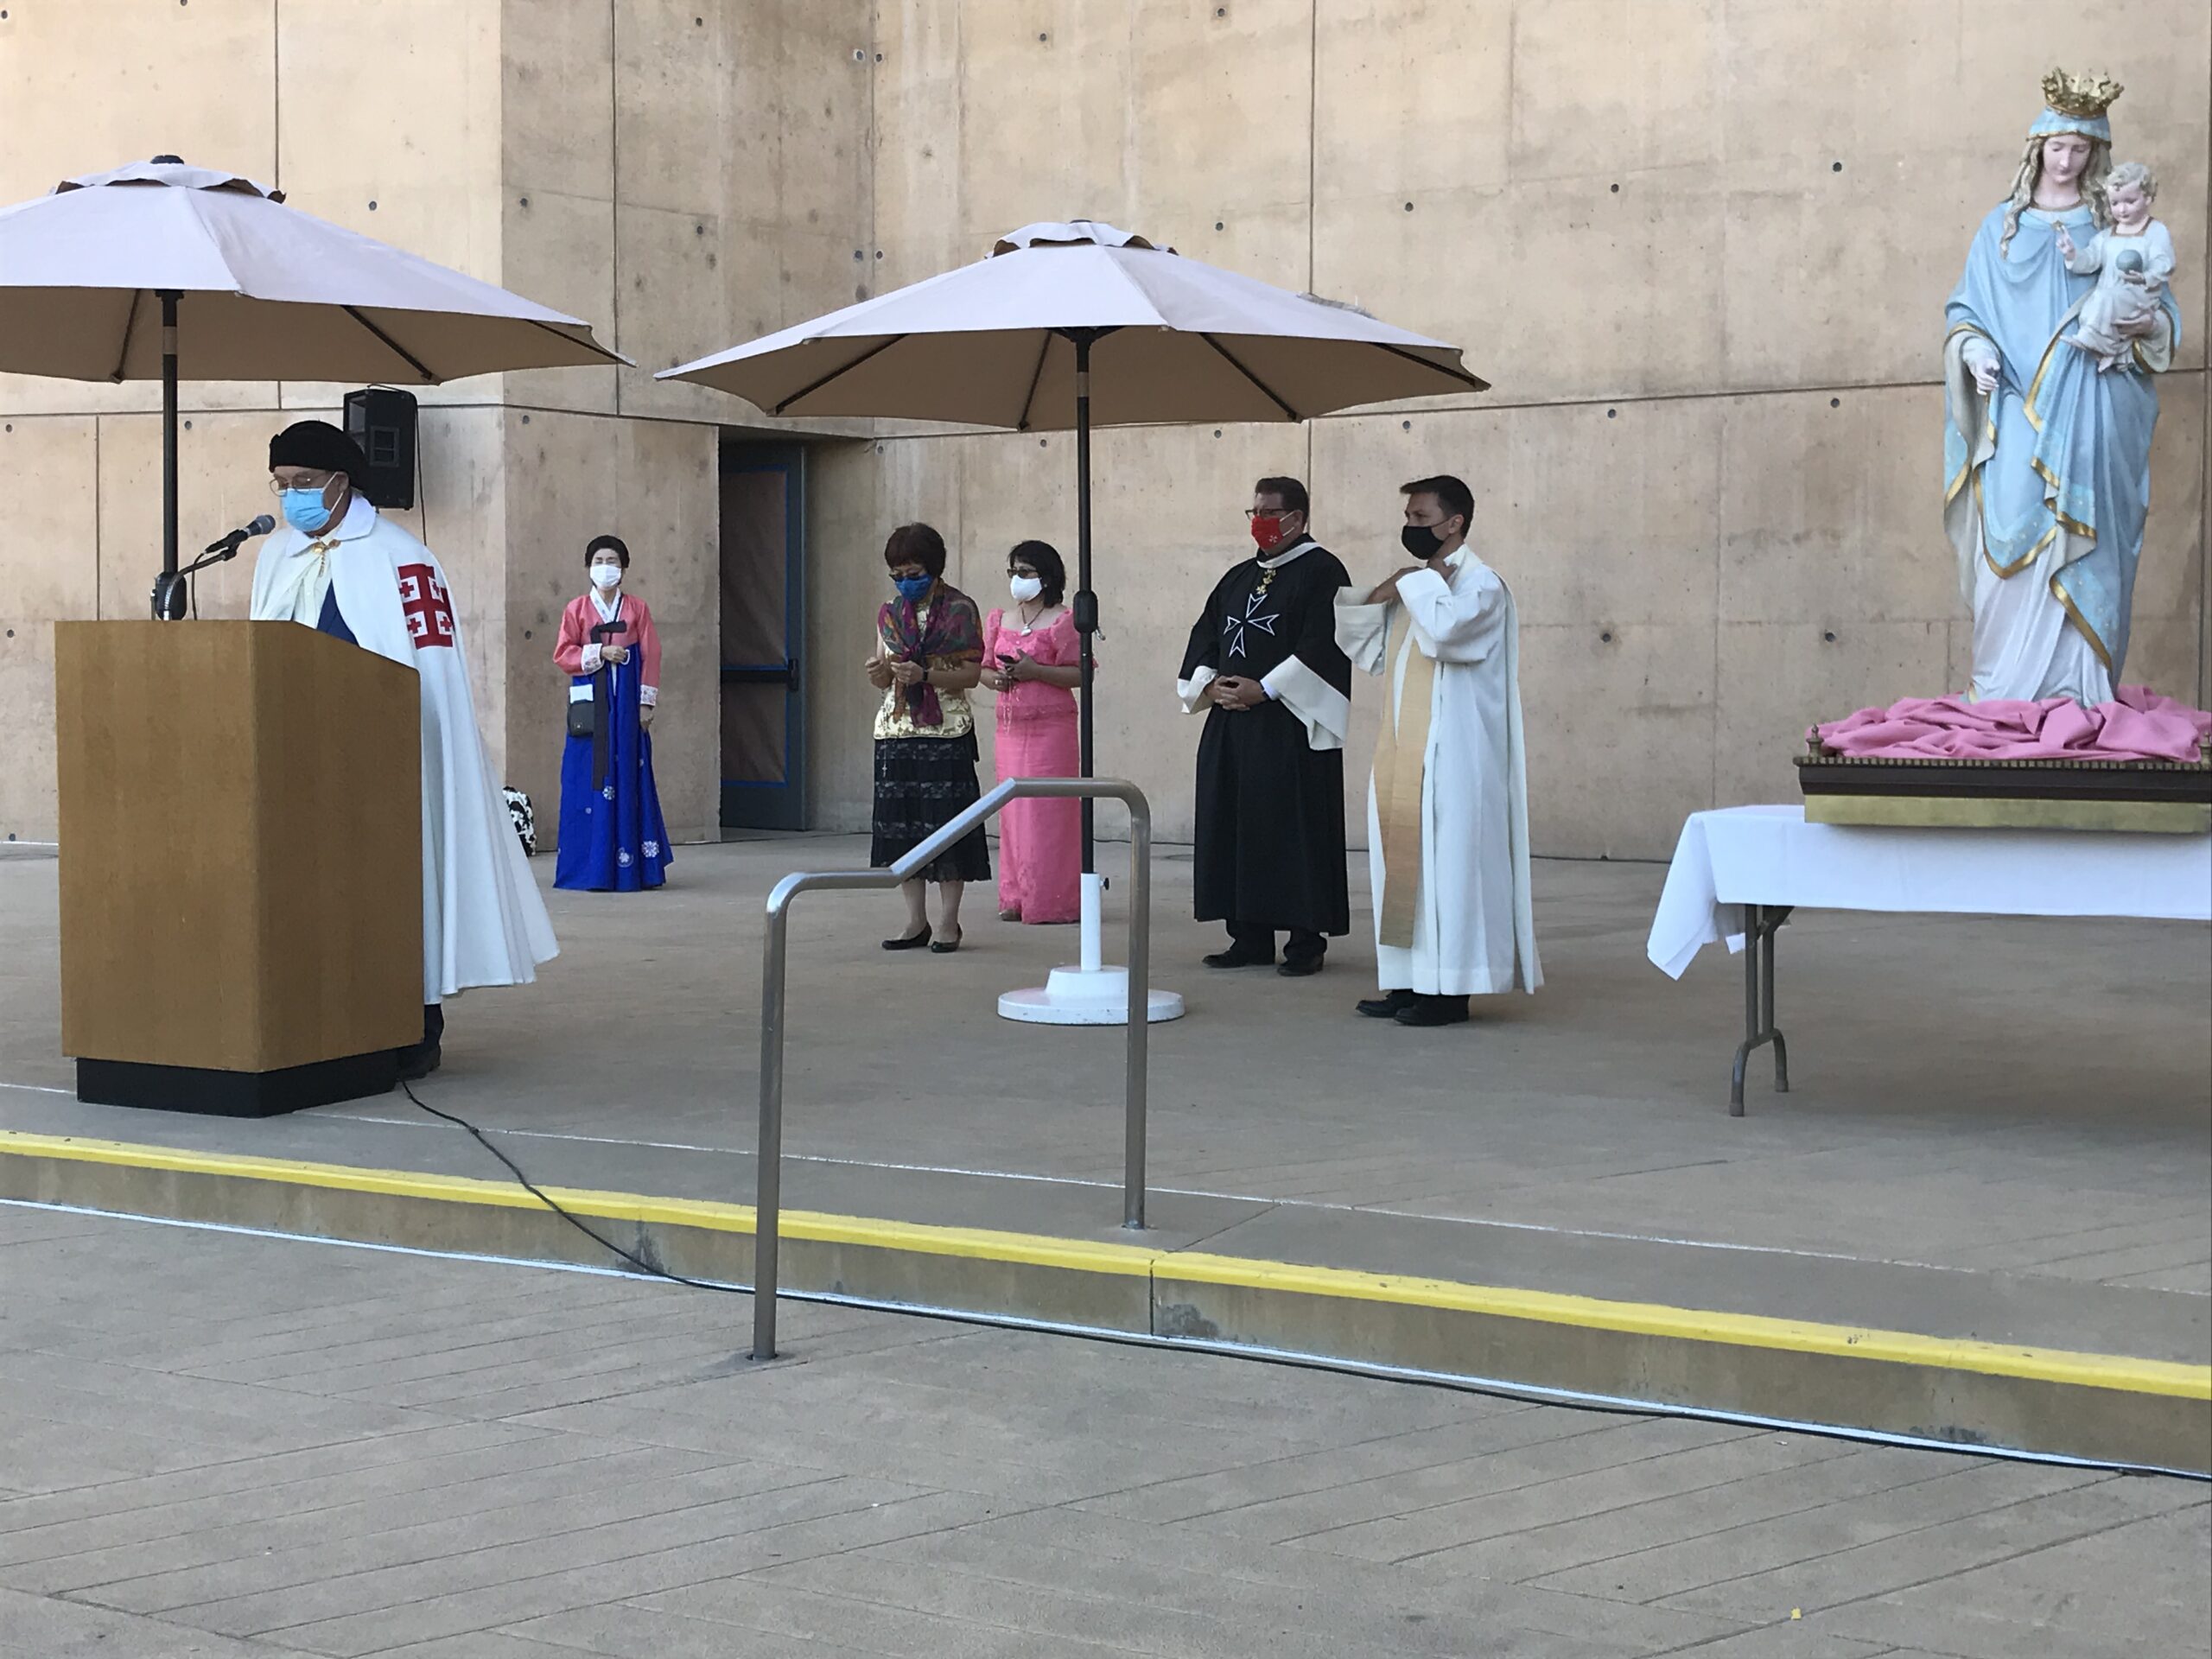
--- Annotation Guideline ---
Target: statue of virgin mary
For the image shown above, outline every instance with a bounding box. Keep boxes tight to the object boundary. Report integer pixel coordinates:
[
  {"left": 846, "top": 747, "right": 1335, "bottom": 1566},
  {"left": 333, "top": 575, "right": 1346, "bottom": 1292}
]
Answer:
[{"left": 1943, "top": 70, "right": 2180, "bottom": 703}]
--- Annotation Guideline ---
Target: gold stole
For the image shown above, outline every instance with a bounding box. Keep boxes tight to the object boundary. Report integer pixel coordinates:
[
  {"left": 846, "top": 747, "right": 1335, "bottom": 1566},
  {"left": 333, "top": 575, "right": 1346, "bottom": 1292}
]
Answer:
[{"left": 1371, "top": 607, "right": 1439, "bottom": 950}]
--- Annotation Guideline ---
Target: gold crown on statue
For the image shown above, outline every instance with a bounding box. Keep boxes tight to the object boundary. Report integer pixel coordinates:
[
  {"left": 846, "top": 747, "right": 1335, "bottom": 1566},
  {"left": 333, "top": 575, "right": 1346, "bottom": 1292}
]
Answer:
[{"left": 2041, "top": 68, "right": 2124, "bottom": 118}]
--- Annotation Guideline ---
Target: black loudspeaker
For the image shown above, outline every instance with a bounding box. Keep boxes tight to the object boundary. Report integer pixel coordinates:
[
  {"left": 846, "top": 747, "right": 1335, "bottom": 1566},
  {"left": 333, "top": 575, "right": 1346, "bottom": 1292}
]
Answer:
[{"left": 343, "top": 387, "right": 418, "bottom": 510}]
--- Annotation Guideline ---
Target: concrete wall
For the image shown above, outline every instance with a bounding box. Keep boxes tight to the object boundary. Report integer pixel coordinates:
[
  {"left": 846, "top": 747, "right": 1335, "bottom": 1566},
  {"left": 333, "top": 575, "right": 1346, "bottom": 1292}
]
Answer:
[
  {"left": 814, "top": 0, "right": 2210, "bottom": 856},
  {"left": 3, "top": 2, "right": 2206, "bottom": 861},
  {"left": 0, "top": 0, "right": 869, "bottom": 847}
]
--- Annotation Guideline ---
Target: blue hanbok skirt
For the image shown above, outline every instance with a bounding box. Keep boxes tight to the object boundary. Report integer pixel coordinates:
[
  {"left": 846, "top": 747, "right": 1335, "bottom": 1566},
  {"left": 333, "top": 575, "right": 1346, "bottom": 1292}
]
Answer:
[{"left": 556, "top": 662, "right": 670, "bottom": 892}]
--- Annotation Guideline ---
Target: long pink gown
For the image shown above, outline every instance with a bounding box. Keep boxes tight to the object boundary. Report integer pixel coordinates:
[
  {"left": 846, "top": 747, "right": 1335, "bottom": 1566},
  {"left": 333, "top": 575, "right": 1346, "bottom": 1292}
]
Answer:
[{"left": 983, "top": 607, "right": 1085, "bottom": 924}]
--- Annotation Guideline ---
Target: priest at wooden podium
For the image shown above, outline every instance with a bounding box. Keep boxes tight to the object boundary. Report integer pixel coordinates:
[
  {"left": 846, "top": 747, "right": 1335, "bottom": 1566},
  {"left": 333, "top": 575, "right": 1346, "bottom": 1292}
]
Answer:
[{"left": 251, "top": 420, "right": 557, "bottom": 1078}]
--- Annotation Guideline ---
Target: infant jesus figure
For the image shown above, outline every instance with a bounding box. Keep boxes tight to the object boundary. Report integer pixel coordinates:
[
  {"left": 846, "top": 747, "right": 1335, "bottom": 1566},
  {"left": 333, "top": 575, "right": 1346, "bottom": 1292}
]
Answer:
[{"left": 2057, "top": 160, "right": 2175, "bottom": 372}]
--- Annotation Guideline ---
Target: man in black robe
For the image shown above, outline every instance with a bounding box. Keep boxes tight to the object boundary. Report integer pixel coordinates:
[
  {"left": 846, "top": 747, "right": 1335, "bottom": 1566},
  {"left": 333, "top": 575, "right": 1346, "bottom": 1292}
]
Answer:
[{"left": 1176, "top": 476, "right": 1353, "bottom": 975}]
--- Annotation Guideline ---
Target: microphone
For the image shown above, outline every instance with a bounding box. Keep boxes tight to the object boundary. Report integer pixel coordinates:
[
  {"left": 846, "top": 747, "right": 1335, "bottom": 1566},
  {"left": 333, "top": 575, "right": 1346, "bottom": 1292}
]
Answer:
[{"left": 203, "top": 514, "right": 276, "bottom": 559}]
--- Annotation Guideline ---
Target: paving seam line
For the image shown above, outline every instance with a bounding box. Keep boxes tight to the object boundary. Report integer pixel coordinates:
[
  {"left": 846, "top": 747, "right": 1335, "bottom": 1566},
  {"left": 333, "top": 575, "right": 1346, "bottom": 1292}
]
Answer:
[{"left": 3, "top": 1128, "right": 2206, "bottom": 1403}]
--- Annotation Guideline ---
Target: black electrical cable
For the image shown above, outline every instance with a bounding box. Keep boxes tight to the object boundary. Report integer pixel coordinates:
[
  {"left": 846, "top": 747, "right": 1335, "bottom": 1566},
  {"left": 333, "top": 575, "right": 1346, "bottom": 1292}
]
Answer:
[{"left": 403, "top": 1081, "right": 741, "bottom": 1295}]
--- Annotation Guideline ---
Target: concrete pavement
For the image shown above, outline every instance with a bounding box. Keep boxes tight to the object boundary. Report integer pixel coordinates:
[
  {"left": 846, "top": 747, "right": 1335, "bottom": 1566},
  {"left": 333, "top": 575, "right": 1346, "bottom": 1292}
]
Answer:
[
  {"left": 2, "top": 838, "right": 2206, "bottom": 1466},
  {"left": 3, "top": 1205, "right": 2205, "bottom": 1658}
]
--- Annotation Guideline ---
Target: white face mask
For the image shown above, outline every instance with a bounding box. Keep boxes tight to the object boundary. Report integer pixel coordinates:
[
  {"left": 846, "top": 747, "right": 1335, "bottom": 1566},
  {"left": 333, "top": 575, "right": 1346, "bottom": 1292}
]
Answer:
[
  {"left": 590, "top": 563, "right": 622, "bottom": 590},
  {"left": 1008, "top": 575, "right": 1044, "bottom": 602}
]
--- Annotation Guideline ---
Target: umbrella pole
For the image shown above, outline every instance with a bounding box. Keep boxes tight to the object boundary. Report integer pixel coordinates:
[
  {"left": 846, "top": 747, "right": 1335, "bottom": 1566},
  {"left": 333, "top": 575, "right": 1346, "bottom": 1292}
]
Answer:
[
  {"left": 1073, "top": 330, "right": 1096, "bottom": 870},
  {"left": 153, "top": 289, "right": 183, "bottom": 620},
  {"left": 1071, "top": 331, "right": 1104, "bottom": 976}
]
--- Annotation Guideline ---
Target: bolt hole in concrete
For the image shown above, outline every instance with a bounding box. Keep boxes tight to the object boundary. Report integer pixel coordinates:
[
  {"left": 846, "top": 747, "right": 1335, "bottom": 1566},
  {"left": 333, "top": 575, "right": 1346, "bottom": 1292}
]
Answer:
[
  {"left": 368, "top": 200, "right": 378, "bottom": 211},
  {"left": 1607, "top": 408, "right": 1618, "bottom": 418},
  {"left": 1601, "top": 631, "right": 1613, "bottom": 644},
  {"left": 1215, "top": 220, "right": 1224, "bottom": 230},
  {"left": 1401, "top": 420, "right": 1411, "bottom": 431},
  {"left": 1824, "top": 631, "right": 1839, "bottom": 643},
  {"left": 1833, "top": 160, "right": 1844, "bottom": 171},
  {"left": 184, "top": 420, "right": 193, "bottom": 430},
  {"left": 1611, "top": 182, "right": 1620, "bottom": 193},
  {"left": 1403, "top": 201, "right": 1414, "bottom": 212}
]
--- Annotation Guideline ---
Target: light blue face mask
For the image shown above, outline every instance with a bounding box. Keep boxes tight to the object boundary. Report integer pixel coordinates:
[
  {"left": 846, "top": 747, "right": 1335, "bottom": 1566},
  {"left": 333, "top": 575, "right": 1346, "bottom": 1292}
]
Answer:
[{"left": 280, "top": 486, "right": 336, "bottom": 535}]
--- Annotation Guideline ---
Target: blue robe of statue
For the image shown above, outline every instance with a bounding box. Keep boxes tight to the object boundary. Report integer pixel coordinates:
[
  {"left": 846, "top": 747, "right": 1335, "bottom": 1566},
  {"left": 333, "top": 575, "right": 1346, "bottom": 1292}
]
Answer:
[
  {"left": 555, "top": 653, "right": 671, "bottom": 893},
  {"left": 1944, "top": 201, "right": 2180, "bottom": 701}
]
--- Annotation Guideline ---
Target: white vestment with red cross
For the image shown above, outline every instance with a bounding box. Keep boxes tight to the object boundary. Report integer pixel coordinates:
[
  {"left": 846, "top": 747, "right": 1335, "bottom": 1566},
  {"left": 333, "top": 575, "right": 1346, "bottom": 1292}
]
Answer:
[{"left": 251, "top": 497, "right": 558, "bottom": 1001}]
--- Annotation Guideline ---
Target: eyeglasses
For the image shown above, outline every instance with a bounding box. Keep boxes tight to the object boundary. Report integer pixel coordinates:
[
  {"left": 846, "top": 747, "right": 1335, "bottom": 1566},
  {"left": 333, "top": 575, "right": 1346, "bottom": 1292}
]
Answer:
[
  {"left": 1244, "top": 506, "right": 1299, "bottom": 518},
  {"left": 268, "top": 473, "right": 335, "bottom": 495}
]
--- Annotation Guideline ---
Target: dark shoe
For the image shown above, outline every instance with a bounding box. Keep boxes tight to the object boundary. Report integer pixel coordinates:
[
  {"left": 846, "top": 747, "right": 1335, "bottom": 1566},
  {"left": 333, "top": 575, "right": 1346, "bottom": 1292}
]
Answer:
[
  {"left": 1395, "top": 995, "right": 1471, "bottom": 1028},
  {"left": 1277, "top": 953, "right": 1325, "bottom": 977},
  {"left": 1204, "top": 944, "right": 1275, "bottom": 969},
  {"left": 882, "top": 925, "right": 933, "bottom": 951},
  {"left": 928, "top": 927, "right": 963, "bottom": 954},
  {"left": 1357, "top": 989, "right": 1416, "bottom": 1019},
  {"left": 396, "top": 1039, "right": 442, "bottom": 1081}
]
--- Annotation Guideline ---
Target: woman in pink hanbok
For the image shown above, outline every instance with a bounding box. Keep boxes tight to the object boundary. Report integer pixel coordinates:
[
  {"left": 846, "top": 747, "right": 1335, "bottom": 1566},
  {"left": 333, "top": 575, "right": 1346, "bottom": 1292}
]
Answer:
[{"left": 977, "top": 541, "right": 1088, "bottom": 925}]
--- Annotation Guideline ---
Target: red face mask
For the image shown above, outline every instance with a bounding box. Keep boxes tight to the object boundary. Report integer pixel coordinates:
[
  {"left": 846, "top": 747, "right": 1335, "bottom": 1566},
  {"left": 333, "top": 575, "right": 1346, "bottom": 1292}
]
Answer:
[{"left": 1249, "top": 512, "right": 1289, "bottom": 550}]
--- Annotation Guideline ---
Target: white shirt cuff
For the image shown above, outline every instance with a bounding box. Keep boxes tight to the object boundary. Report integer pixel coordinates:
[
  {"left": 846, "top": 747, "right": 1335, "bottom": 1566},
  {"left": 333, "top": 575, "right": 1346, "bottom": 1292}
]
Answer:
[
  {"left": 1259, "top": 656, "right": 1350, "bottom": 751},
  {"left": 1176, "top": 664, "right": 1218, "bottom": 713}
]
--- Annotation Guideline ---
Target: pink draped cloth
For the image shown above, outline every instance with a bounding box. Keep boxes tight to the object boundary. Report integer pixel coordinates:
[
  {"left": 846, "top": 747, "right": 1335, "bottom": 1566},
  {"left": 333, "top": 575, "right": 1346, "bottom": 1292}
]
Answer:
[
  {"left": 1815, "top": 686, "right": 2212, "bottom": 763},
  {"left": 982, "top": 607, "right": 1085, "bottom": 924}
]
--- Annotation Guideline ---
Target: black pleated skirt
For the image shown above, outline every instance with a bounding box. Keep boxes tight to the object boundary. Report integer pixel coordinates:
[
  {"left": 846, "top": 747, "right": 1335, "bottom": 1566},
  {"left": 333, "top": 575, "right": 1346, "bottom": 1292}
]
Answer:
[{"left": 871, "top": 734, "right": 992, "bottom": 882}]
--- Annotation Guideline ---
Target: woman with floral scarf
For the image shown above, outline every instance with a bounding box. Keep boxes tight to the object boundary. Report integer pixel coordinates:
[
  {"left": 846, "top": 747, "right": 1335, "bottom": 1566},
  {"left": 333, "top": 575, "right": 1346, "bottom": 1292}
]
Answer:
[{"left": 865, "top": 523, "right": 989, "bottom": 952}]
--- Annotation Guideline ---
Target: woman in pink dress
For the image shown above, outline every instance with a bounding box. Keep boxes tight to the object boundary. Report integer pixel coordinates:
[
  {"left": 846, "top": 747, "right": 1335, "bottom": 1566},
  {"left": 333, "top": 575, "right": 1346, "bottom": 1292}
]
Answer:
[{"left": 977, "top": 540, "right": 1088, "bottom": 924}]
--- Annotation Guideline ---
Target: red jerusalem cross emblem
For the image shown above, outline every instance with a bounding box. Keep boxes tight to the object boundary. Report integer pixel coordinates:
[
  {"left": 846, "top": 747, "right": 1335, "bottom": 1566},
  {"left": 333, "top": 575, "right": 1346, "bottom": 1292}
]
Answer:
[{"left": 397, "top": 563, "right": 455, "bottom": 649}]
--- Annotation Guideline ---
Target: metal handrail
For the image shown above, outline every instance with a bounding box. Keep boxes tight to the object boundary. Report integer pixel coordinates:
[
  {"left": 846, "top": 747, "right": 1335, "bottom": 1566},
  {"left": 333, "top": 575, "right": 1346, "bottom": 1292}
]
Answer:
[{"left": 753, "top": 776, "right": 1153, "bottom": 1359}]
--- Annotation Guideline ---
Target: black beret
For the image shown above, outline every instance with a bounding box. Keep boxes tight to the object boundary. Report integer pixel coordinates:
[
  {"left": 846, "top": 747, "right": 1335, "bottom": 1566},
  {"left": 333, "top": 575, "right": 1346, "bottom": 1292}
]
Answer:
[{"left": 269, "top": 420, "right": 367, "bottom": 477}]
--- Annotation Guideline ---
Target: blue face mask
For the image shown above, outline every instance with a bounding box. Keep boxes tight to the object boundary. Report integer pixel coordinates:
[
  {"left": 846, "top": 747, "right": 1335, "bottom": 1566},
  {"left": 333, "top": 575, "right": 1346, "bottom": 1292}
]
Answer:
[
  {"left": 280, "top": 486, "right": 335, "bottom": 535},
  {"left": 893, "top": 574, "right": 934, "bottom": 604}
]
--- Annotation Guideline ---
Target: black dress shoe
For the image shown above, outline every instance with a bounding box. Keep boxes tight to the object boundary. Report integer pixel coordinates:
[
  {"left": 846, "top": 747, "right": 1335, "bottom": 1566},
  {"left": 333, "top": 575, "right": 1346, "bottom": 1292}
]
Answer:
[
  {"left": 396, "top": 1039, "right": 442, "bottom": 1081},
  {"left": 1203, "top": 945, "right": 1275, "bottom": 969},
  {"left": 928, "top": 927, "right": 963, "bottom": 954},
  {"left": 1357, "top": 989, "right": 1415, "bottom": 1019},
  {"left": 1277, "top": 954, "right": 1325, "bottom": 977},
  {"left": 1395, "top": 995, "right": 1471, "bottom": 1027},
  {"left": 882, "top": 925, "right": 932, "bottom": 951}
]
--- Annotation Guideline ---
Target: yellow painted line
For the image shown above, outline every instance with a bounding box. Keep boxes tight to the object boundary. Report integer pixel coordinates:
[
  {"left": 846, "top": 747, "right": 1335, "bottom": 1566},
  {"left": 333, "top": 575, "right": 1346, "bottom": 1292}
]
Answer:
[
  {"left": 3, "top": 1129, "right": 2205, "bottom": 1402},
  {"left": 1159, "top": 1253, "right": 2212, "bottom": 1402},
  {"left": 0, "top": 1132, "right": 1154, "bottom": 1277}
]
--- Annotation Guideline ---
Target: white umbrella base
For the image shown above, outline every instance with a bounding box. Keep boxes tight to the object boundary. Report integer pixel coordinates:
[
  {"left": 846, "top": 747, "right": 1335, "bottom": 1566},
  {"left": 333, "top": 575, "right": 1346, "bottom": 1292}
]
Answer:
[{"left": 999, "top": 967, "right": 1185, "bottom": 1026}]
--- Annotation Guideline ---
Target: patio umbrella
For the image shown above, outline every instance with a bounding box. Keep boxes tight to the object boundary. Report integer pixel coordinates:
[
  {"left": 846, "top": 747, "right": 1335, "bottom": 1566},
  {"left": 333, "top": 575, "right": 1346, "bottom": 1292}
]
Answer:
[
  {"left": 0, "top": 158, "right": 625, "bottom": 615},
  {"left": 658, "top": 219, "right": 1485, "bottom": 877}
]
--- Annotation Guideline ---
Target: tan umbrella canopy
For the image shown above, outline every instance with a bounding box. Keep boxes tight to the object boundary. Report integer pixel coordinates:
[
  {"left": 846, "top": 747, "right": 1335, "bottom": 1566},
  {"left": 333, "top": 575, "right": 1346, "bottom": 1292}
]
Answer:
[
  {"left": 661, "top": 219, "right": 1485, "bottom": 868},
  {"left": 0, "top": 158, "right": 625, "bottom": 613}
]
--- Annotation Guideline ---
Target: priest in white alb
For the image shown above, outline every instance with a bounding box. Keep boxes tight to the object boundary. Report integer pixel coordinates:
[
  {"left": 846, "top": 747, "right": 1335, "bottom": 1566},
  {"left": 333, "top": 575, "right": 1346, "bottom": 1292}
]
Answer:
[
  {"left": 1334, "top": 475, "right": 1540, "bottom": 1027},
  {"left": 251, "top": 420, "right": 557, "bottom": 1077}
]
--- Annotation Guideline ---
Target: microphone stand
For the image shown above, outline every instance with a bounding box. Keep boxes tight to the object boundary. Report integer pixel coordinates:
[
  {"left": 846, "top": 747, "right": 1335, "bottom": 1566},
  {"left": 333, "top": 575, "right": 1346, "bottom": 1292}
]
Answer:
[{"left": 151, "top": 543, "right": 245, "bottom": 622}]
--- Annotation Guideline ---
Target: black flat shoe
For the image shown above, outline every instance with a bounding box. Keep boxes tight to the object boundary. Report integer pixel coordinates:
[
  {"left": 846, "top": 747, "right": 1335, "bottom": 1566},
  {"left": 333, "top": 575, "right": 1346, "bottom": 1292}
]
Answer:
[
  {"left": 1203, "top": 946, "right": 1275, "bottom": 969},
  {"left": 1395, "top": 996, "right": 1471, "bottom": 1027},
  {"left": 929, "top": 928, "right": 964, "bottom": 954},
  {"left": 1277, "top": 955, "right": 1325, "bottom": 977},
  {"left": 882, "top": 925, "right": 932, "bottom": 951},
  {"left": 1357, "top": 990, "right": 1415, "bottom": 1019}
]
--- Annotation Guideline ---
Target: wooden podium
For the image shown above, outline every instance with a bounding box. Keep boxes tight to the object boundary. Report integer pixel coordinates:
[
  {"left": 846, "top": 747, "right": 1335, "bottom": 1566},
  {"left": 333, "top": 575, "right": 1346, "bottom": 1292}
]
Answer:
[{"left": 55, "top": 621, "right": 423, "bottom": 1116}]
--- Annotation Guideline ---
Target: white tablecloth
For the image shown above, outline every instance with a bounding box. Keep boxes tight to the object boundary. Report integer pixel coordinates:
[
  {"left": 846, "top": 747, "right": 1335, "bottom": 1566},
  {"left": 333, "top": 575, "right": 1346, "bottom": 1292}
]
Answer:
[{"left": 1648, "top": 805, "right": 2212, "bottom": 979}]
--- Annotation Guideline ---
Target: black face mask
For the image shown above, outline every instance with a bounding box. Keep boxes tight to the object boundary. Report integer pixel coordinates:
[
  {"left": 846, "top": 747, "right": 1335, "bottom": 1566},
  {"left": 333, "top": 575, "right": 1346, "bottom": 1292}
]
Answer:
[{"left": 1401, "top": 522, "right": 1448, "bottom": 558}]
